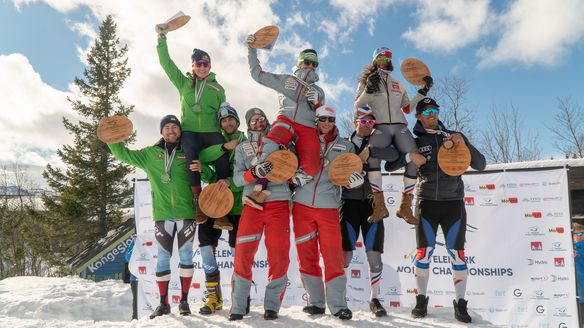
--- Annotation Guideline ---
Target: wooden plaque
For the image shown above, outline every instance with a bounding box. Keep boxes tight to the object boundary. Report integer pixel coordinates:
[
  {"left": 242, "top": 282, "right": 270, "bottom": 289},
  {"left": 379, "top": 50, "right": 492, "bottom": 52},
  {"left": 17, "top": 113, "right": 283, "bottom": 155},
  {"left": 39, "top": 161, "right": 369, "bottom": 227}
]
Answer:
[
  {"left": 251, "top": 25, "right": 279, "bottom": 49},
  {"left": 328, "top": 153, "right": 363, "bottom": 186},
  {"left": 166, "top": 13, "right": 191, "bottom": 32},
  {"left": 438, "top": 143, "right": 471, "bottom": 176},
  {"left": 400, "top": 58, "right": 431, "bottom": 86},
  {"left": 97, "top": 115, "right": 133, "bottom": 144},
  {"left": 199, "top": 183, "right": 234, "bottom": 218},
  {"left": 266, "top": 149, "right": 298, "bottom": 183}
]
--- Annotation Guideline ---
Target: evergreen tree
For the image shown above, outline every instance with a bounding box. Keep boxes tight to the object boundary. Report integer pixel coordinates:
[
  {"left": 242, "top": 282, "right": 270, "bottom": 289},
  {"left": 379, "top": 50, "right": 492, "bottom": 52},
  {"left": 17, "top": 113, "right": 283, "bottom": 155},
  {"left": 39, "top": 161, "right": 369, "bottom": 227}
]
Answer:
[{"left": 41, "top": 15, "right": 134, "bottom": 261}]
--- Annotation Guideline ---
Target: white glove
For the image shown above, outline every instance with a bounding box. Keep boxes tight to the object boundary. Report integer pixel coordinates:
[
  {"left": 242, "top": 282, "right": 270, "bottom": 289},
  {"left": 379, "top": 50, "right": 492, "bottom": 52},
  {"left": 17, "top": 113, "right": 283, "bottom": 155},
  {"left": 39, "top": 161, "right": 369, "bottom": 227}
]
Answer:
[
  {"left": 347, "top": 172, "right": 365, "bottom": 188},
  {"left": 306, "top": 87, "right": 319, "bottom": 104},
  {"left": 245, "top": 34, "right": 256, "bottom": 46},
  {"left": 291, "top": 169, "right": 313, "bottom": 186},
  {"left": 251, "top": 161, "right": 273, "bottom": 179},
  {"left": 155, "top": 23, "right": 169, "bottom": 37}
]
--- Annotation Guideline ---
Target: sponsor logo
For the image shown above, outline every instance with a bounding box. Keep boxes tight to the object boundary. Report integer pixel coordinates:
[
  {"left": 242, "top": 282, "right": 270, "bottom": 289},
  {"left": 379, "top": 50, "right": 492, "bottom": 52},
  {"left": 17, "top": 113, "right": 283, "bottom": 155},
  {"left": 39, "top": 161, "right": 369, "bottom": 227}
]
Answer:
[
  {"left": 520, "top": 182, "right": 540, "bottom": 187},
  {"left": 546, "top": 212, "right": 564, "bottom": 218},
  {"left": 550, "top": 275, "right": 569, "bottom": 282},
  {"left": 527, "top": 259, "right": 548, "bottom": 265},
  {"left": 386, "top": 286, "right": 400, "bottom": 295},
  {"left": 531, "top": 242, "right": 543, "bottom": 251},
  {"left": 522, "top": 197, "right": 542, "bottom": 203},
  {"left": 464, "top": 185, "right": 478, "bottom": 193},
  {"left": 543, "top": 196, "right": 562, "bottom": 201},
  {"left": 559, "top": 323, "right": 568, "bottom": 328},
  {"left": 542, "top": 181, "right": 561, "bottom": 186},
  {"left": 351, "top": 269, "right": 361, "bottom": 278},
  {"left": 550, "top": 242, "right": 567, "bottom": 251},
  {"left": 531, "top": 290, "right": 547, "bottom": 300},
  {"left": 386, "top": 196, "right": 395, "bottom": 205},
  {"left": 355, "top": 241, "right": 363, "bottom": 248},
  {"left": 389, "top": 301, "right": 400, "bottom": 308},
  {"left": 535, "top": 305, "right": 545, "bottom": 314},
  {"left": 169, "top": 281, "right": 180, "bottom": 290},
  {"left": 383, "top": 184, "right": 400, "bottom": 192},
  {"left": 479, "top": 197, "right": 498, "bottom": 207},
  {"left": 406, "top": 288, "right": 418, "bottom": 294},
  {"left": 499, "top": 183, "right": 518, "bottom": 188},
  {"left": 172, "top": 295, "right": 181, "bottom": 303},
  {"left": 525, "top": 212, "right": 543, "bottom": 218},
  {"left": 464, "top": 197, "right": 475, "bottom": 206},
  {"left": 479, "top": 184, "right": 496, "bottom": 190},
  {"left": 554, "top": 307, "right": 569, "bottom": 317},
  {"left": 302, "top": 293, "right": 308, "bottom": 302},
  {"left": 553, "top": 293, "right": 569, "bottom": 298},
  {"left": 549, "top": 227, "right": 565, "bottom": 233},
  {"left": 501, "top": 197, "right": 519, "bottom": 204},
  {"left": 526, "top": 226, "right": 545, "bottom": 236},
  {"left": 516, "top": 306, "right": 528, "bottom": 313},
  {"left": 513, "top": 289, "right": 523, "bottom": 298},
  {"left": 494, "top": 290, "right": 506, "bottom": 297},
  {"left": 554, "top": 257, "right": 565, "bottom": 267},
  {"left": 138, "top": 266, "right": 147, "bottom": 274},
  {"left": 530, "top": 276, "right": 548, "bottom": 282},
  {"left": 143, "top": 241, "right": 153, "bottom": 246},
  {"left": 191, "top": 282, "right": 200, "bottom": 289}
]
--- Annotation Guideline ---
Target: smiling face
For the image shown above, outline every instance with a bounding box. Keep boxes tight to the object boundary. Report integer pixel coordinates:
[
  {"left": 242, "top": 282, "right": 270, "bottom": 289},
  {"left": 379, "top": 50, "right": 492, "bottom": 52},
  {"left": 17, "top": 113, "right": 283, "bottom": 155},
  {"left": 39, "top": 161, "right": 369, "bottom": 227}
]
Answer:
[
  {"left": 416, "top": 107, "right": 440, "bottom": 130},
  {"left": 248, "top": 114, "right": 267, "bottom": 132},
  {"left": 192, "top": 60, "right": 211, "bottom": 79},
  {"left": 355, "top": 114, "right": 375, "bottom": 137},
  {"left": 316, "top": 116, "right": 335, "bottom": 135},
  {"left": 220, "top": 117, "right": 238, "bottom": 135},
  {"left": 161, "top": 123, "right": 181, "bottom": 143}
]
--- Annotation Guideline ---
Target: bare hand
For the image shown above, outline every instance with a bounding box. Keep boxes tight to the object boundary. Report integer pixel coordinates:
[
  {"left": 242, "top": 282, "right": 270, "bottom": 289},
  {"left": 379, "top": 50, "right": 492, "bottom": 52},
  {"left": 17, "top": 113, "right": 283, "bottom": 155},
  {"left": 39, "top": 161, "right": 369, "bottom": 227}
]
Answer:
[
  {"left": 409, "top": 153, "right": 427, "bottom": 168},
  {"left": 449, "top": 133, "right": 466, "bottom": 146},
  {"left": 223, "top": 139, "right": 239, "bottom": 150},
  {"left": 189, "top": 160, "right": 202, "bottom": 172},
  {"left": 216, "top": 179, "right": 230, "bottom": 192},
  {"left": 358, "top": 147, "right": 370, "bottom": 163}
]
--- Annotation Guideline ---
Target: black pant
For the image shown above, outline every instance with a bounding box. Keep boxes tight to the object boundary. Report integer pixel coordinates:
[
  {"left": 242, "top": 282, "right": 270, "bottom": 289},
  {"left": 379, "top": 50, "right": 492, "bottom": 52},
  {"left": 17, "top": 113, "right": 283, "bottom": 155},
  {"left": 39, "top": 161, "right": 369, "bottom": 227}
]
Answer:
[
  {"left": 417, "top": 199, "right": 466, "bottom": 249},
  {"left": 181, "top": 131, "right": 229, "bottom": 187},
  {"left": 340, "top": 199, "right": 384, "bottom": 252},
  {"left": 130, "top": 280, "right": 138, "bottom": 320},
  {"left": 198, "top": 215, "right": 241, "bottom": 248}
]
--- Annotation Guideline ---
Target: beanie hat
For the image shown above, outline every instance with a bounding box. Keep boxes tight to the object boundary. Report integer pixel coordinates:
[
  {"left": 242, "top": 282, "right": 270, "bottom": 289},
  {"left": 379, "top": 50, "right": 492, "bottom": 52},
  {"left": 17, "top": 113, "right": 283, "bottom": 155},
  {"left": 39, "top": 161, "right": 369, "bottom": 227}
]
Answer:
[
  {"left": 245, "top": 107, "right": 268, "bottom": 126},
  {"left": 191, "top": 48, "right": 210, "bottom": 63},
  {"left": 355, "top": 105, "right": 375, "bottom": 119},
  {"left": 160, "top": 115, "right": 181, "bottom": 133},
  {"left": 372, "top": 47, "right": 392, "bottom": 61},
  {"left": 217, "top": 102, "right": 240, "bottom": 126},
  {"left": 415, "top": 97, "right": 440, "bottom": 113},
  {"left": 297, "top": 49, "right": 319, "bottom": 67},
  {"left": 315, "top": 105, "right": 336, "bottom": 118}
]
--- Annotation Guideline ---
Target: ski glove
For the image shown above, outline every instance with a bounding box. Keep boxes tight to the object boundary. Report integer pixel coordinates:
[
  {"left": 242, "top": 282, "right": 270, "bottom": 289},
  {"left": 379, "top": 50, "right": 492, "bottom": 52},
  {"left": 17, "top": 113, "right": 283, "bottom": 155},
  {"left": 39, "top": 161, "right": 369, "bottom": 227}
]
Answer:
[
  {"left": 347, "top": 172, "right": 365, "bottom": 188},
  {"left": 366, "top": 71, "right": 381, "bottom": 94},
  {"left": 245, "top": 34, "right": 256, "bottom": 46},
  {"left": 305, "top": 87, "right": 319, "bottom": 105},
  {"left": 155, "top": 23, "right": 169, "bottom": 37},
  {"left": 418, "top": 76, "right": 433, "bottom": 96},
  {"left": 291, "top": 169, "right": 313, "bottom": 187},
  {"left": 251, "top": 161, "right": 273, "bottom": 179}
]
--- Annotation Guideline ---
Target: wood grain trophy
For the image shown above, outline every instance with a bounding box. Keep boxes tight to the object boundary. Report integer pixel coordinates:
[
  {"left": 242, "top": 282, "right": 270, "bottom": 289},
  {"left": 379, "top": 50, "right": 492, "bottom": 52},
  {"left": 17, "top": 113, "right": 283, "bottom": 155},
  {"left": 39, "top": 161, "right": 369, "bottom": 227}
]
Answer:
[
  {"left": 199, "top": 183, "right": 234, "bottom": 218},
  {"left": 97, "top": 116, "right": 133, "bottom": 144},
  {"left": 250, "top": 25, "right": 280, "bottom": 50},
  {"left": 328, "top": 153, "right": 363, "bottom": 186},
  {"left": 400, "top": 58, "right": 431, "bottom": 86},
  {"left": 163, "top": 11, "right": 191, "bottom": 32},
  {"left": 266, "top": 149, "right": 298, "bottom": 183},
  {"left": 437, "top": 141, "right": 471, "bottom": 176}
]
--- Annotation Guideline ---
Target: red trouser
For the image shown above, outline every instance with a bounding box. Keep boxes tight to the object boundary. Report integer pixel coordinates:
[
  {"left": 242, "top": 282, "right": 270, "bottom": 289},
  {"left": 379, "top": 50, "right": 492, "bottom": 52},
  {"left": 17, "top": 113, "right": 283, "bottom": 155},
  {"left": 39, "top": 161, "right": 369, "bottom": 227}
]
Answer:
[
  {"left": 234, "top": 201, "right": 291, "bottom": 281},
  {"left": 263, "top": 115, "right": 320, "bottom": 176},
  {"left": 292, "top": 202, "right": 345, "bottom": 282}
]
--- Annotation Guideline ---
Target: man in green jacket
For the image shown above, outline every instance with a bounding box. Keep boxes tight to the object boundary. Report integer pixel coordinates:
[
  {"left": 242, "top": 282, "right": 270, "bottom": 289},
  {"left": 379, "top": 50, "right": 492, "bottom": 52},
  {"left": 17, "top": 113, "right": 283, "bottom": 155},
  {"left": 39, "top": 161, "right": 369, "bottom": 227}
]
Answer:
[
  {"left": 108, "top": 115, "right": 196, "bottom": 319},
  {"left": 156, "top": 26, "right": 228, "bottom": 225},
  {"left": 190, "top": 102, "right": 247, "bottom": 315}
]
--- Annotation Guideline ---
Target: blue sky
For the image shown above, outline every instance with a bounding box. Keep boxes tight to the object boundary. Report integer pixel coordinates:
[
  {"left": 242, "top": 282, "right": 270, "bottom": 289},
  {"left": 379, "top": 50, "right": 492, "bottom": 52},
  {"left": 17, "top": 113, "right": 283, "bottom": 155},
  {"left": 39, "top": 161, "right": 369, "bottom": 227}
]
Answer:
[{"left": 1, "top": 0, "right": 584, "bottom": 185}]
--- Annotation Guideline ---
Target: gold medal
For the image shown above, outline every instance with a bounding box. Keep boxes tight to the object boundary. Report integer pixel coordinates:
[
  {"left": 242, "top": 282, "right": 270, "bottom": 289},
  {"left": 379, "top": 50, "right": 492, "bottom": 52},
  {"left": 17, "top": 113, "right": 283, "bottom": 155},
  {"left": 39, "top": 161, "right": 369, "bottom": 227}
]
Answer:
[
  {"left": 193, "top": 103, "right": 202, "bottom": 113},
  {"left": 160, "top": 173, "right": 171, "bottom": 184}
]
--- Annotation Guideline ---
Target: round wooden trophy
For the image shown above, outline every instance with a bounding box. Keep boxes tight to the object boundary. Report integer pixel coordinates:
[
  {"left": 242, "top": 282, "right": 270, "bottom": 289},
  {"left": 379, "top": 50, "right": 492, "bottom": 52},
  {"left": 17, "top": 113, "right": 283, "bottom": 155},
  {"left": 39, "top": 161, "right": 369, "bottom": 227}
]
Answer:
[
  {"left": 250, "top": 25, "right": 280, "bottom": 49},
  {"left": 438, "top": 143, "right": 471, "bottom": 176},
  {"left": 266, "top": 149, "right": 298, "bottom": 183},
  {"left": 199, "top": 183, "right": 234, "bottom": 218},
  {"left": 328, "top": 153, "right": 363, "bottom": 186},
  {"left": 400, "top": 58, "right": 431, "bottom": 86},
  {"left": 165, "top": 12, "right": 191, "bottom": 32},
  {"left": 97, "top": 116, "right": 133, "bottom": 144}
]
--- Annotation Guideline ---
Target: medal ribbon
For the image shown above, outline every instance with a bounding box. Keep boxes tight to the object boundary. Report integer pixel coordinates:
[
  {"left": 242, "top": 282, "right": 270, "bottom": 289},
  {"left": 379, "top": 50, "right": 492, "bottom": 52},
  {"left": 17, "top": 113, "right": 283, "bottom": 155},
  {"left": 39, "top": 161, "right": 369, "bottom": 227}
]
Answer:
[
  {"left": 164, "top": 145, "right": 177, "bottom": 178},
  {"left": 194, "top": 78, "right": 207, "bottom": 106}
]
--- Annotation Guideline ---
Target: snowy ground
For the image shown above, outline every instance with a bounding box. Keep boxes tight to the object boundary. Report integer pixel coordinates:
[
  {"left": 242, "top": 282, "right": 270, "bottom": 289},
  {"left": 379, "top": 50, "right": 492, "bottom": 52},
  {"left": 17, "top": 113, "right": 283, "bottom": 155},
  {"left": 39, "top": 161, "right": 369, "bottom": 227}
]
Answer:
[{"left": 0, "top": 276, "right": 497, "bottom": 327}]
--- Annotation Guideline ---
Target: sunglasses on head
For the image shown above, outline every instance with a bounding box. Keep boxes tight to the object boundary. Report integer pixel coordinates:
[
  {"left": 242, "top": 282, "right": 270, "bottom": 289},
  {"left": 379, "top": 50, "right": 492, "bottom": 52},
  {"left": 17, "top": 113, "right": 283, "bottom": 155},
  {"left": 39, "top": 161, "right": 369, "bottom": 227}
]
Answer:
[
  {"left": 420, "top": 108, "right": 440, "bottom": 116},
  {"left": 574, "top": 231, "right": 584, "bottom": 236},
  {"left": 317, "top": 117, "right": 335, "bottom": 123},
  {"left": 249, "top": 116, "right": 266, "bottom": 125},
  {"left": 358, "top": 119, "right": 375, "bottom": 126},
  {"left": 195, "top": 60, "right": 210, "bottom": 68},
  {"left": 302, "top": 59, "right": 318, "bottom": 68}
]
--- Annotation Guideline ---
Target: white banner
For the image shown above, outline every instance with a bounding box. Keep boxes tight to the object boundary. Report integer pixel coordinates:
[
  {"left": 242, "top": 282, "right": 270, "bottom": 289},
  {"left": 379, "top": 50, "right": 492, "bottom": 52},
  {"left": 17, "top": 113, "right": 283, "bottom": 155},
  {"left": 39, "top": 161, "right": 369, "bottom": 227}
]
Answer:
[{"left": 131, "top": 168, "right": 578, "bottom": 326}]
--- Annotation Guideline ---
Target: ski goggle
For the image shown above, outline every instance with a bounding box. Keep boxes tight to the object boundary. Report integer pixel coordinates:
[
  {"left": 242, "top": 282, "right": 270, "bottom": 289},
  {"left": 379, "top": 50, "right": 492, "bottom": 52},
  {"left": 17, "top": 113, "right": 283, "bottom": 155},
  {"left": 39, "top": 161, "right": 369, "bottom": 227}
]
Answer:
[
  {"left": 420, "top": 108, "right": 440, "bottom": 116},
  {"left": 194, "top": 60, "right": 210, "bottom": 68},
  {"left": 249, "top": 117, "right": 266, "bottom": 125},
  {"left": 358, "top": 119, "right": 375, "bottom": 126},
  {"left": 574, "top": 231, "right": 584, "bottom": 236},
  {"left": 301, "top": 59, "right": 318, "bottom": 68},
  {"left": 317, "top": 117, "right": 336, "bottom": 123},
  {"left": 374, "top": 56, "right": 391, "bottom": 63}
]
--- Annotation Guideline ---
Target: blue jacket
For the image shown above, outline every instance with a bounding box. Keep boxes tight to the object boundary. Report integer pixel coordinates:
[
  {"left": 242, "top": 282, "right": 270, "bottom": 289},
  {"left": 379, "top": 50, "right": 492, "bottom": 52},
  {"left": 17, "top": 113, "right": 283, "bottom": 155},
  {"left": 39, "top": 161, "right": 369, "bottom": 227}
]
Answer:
[
  {"left": 575, "top": 240, "right": 584, "bottom": 303},
  {"left": 125, "top": 239, "right": 137, "bottom": 282}
]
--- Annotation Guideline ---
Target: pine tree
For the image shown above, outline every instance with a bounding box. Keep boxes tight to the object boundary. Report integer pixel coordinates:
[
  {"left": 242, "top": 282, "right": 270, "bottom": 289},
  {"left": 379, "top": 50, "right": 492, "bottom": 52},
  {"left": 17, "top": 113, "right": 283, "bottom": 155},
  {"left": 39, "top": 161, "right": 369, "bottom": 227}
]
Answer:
[{"left": 41, "top": 15, "right": 134, "bottom": 261}]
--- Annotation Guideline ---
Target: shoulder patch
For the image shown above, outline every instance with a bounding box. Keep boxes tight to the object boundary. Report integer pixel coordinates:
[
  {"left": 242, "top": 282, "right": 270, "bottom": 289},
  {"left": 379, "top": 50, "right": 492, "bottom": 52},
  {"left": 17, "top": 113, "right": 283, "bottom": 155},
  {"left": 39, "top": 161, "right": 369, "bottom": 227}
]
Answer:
[
  {"left": 177, "top": 155, "right": 186, "bottom": 160},
  {"left": 391, "top": 82, "right": 401, "bottom": 92},
  {"left": 207, "top": 83, "right": 221, "bottom": 92},
  {"left": 332, "top": 144, "right": 347, "bottom": 152},
  {"left": 156, "top": 153, "right": 163, "bottom": 160},
  {"left": 284, "top": 77, "right": 299, "bottom": 91}
]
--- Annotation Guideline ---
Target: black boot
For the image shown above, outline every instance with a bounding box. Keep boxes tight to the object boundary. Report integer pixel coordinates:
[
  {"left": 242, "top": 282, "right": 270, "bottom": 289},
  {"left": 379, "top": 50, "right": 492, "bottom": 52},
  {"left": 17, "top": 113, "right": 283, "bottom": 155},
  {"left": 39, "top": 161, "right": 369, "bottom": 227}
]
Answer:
[
  {"left": 149, "top": 303, "right": 170, "bottom": 319},
  {"left": 334, "top": 308, "right": 352, "bottom": 320},
  {"left": 228, "top": 313, "right": 243, "bottom": 321},
  {"left": 411, "top": 295, "right": 429, "bottom": 318},
  {"left": 179, "top": 300, "right": 191, "bottom": 316},
  {"left": 453, "top": 299, "right": 472, "bottom": 323},
  {"left": 303, "top": 305, "right": 326, "bottom": 315},
  {"left": 369, "top": 298, "right": 387, "bottom": 317},
  {"left": 264, "top": 310, "right": 278, "bottom": 320}
]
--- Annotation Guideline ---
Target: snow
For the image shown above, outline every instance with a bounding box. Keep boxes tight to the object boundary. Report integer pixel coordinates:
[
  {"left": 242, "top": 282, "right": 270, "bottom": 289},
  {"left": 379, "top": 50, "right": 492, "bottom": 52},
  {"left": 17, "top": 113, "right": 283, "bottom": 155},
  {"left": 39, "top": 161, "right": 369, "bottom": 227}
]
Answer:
[{"left": 0, "top": 276, "right": 498, "bottom": 327}]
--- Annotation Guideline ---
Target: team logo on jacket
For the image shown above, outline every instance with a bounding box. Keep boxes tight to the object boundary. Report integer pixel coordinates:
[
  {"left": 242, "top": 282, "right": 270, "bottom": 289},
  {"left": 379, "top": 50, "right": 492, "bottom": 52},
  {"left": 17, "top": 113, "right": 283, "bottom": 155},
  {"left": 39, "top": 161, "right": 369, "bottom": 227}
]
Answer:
[
  {"left": 351, "top": 269, "right": 361, "bottom": 278},
  {"left": 391, "top": 82, "right": 400, "bottom": 92},
  {"left": 177, "top": 155, "right": 186, "bottom": 159},
  {"left": 284, "top": 77, "right": 299, "bottom": 91}
]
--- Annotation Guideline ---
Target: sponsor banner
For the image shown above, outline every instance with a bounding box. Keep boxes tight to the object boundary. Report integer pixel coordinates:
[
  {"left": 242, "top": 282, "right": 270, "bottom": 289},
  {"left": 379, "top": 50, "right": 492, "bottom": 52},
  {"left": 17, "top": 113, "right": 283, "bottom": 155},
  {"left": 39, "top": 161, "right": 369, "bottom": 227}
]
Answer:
[{"left": 131, "top": 169, "right": 577, "bottom": 327}]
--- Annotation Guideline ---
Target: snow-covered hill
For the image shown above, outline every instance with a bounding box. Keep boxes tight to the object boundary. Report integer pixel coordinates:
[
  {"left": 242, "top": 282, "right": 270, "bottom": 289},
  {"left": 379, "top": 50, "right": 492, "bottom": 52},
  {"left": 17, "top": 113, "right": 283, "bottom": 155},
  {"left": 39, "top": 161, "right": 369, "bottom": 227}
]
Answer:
[{"left": 0, "top": 276, "right": 496, "bottom": 327}]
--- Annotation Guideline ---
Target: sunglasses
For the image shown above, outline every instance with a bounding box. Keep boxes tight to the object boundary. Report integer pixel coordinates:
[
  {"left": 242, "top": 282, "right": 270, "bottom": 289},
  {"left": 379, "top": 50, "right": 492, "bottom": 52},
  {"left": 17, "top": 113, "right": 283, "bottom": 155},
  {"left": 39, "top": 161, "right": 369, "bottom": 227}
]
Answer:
[
  {"left": 249, "top": 117, "right": 266, "bottom": 125},
  {"left": 302, "top": 59, "right": 318, "bottom": 68},
  {"left": 317, "top": 117, "right": 335, "bottom": 123},
  {"left": 358, "top": 119, "right": 375, "bottom": 126},
  {"left": 374, "top": 56, "right": 391, "bottom": 63},
  {"left": 420, "top": 108, "right": 440, "bottom": 116},
  {"left": 194, "top": 60, "right": 210, "bottom": 68},
  {"left": 574, "top": 231, "right": 584, "bottom": 236}
]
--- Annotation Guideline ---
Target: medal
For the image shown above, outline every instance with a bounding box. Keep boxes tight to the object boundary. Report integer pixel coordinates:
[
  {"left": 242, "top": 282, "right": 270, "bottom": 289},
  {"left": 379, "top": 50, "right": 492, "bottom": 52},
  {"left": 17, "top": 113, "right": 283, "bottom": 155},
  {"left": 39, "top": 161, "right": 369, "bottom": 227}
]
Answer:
[
  {"left": 193, "top": 103, "right": 202, "bottom": 113},
  {"left": 192, "top": 78, "right": 207, "bottom": 113},
  {"left": 160, "top": 173, "right": 171, "bottom": 184}
]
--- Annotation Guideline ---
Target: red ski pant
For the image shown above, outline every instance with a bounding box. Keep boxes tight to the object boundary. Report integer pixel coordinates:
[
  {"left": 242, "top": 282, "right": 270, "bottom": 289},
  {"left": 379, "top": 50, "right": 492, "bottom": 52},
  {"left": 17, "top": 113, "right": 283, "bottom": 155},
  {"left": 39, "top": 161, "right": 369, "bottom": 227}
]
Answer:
[
  {"left": 262, "top": 115, "right": 320, "bottom": 176},
  {"left": 292, "top": 202, "right": 345, "bottom": 282},
  {"left": 234, "top": 201, "right": 291, "bottom": 281}
]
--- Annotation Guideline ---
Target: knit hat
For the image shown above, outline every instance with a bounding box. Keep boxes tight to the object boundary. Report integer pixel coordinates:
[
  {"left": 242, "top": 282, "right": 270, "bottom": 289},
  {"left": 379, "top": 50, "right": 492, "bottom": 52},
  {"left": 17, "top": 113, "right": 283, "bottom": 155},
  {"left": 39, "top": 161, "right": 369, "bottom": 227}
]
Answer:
[
  {"left": 217, "top": 102, "right": 240, "bottom": 125},
  {"left": 160, "top": 114, "right": 181, "bottom": 133},
  {"left": 245, "top": 107, "right": 268, "bottom": 126},
  {"left": 355, "top": 105, "right": 375, "bottom": 119},
  {"left": 416, "top": 97, "right": 440, "bottom": 113},
  {"left": 191, "top": 48, "right": 210, "bottom": 63},
  {"left": 315, "top": 105, "right": 336, "bottom": 118},
  {"left": 372, "top": 47, "right": 392, "bottom": 61},
  {"left": 297, "top": 49, "right": 319, "bottom": 67}
]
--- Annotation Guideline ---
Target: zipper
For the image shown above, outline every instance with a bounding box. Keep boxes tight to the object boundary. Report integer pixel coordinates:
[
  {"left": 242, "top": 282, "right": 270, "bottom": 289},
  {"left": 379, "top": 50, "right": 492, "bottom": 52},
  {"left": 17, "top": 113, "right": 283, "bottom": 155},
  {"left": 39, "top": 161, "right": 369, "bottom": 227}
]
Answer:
[
  {"left": 383, "top": 76, "right": 392, "bottom": 123},
  {"left": 311, "top": 166, "right": 323, "bottom": 207},
  {"left": 434, "top": 134, "right": 439, "bottom": 200}
]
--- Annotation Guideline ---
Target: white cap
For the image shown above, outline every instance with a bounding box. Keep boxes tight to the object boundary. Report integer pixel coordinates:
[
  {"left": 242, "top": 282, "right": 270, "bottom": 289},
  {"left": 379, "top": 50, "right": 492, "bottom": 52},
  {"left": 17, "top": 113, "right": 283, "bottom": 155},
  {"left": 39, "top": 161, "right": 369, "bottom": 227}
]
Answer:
[{"left": 315, "top": 105, "right": 336, "bottom": 118}]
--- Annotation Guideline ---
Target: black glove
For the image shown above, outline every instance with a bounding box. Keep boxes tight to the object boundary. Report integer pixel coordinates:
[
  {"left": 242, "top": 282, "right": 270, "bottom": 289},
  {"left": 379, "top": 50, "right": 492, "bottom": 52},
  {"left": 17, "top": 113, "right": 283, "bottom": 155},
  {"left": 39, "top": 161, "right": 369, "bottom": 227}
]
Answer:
[
  {"left": 418, "top": 75, "right": 433, "bottom": 96},
  {"left": 251, "top": 161, "right": 273, "bottom": 179},
  {"left": 365, "top": 71, "right": 381, "bottom": 94}
]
